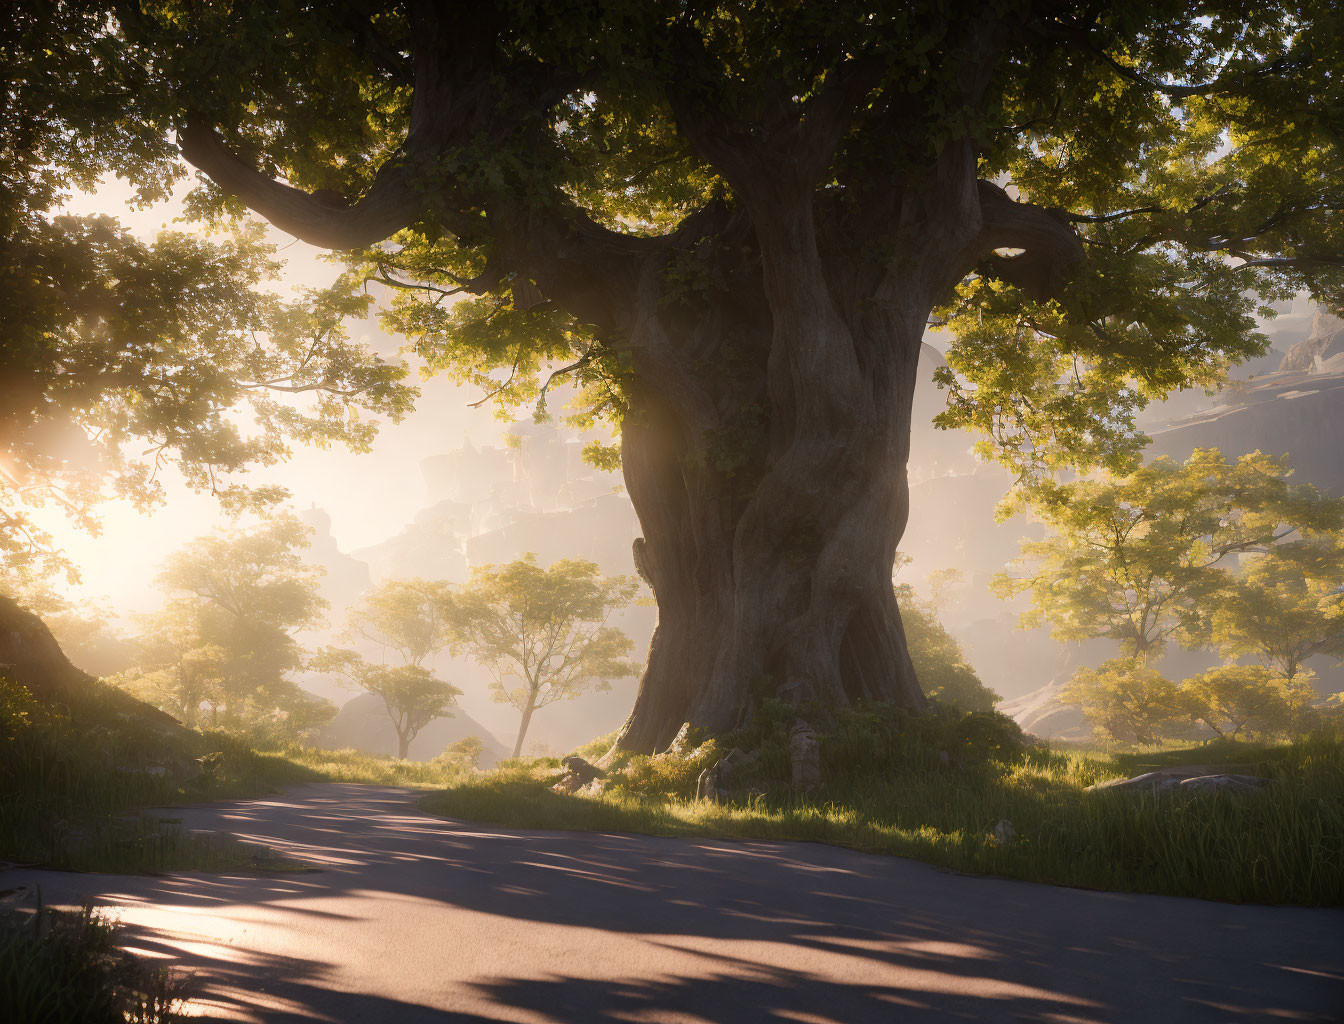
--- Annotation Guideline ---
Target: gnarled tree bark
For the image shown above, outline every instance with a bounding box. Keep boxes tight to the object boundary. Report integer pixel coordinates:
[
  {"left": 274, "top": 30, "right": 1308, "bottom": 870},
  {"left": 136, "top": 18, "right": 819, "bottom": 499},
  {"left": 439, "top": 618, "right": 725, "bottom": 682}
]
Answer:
[{"left": 174, "top": 3, "right": 1086, "bottom": 754}]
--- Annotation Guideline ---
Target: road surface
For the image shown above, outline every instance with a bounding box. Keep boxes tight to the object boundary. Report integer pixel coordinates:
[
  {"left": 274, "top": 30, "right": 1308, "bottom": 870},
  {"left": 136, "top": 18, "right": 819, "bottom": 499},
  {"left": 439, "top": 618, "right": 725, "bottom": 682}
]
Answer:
[{"left": 4, "top": 783, "right": 1342, "bottom": 1022}]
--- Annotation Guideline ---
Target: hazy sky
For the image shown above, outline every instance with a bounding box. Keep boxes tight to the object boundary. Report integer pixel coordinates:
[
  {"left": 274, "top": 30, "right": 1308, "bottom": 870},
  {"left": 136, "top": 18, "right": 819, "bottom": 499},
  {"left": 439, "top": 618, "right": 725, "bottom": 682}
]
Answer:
[{"left": 54, "top": 178, "right": 531, "bottom": 610}]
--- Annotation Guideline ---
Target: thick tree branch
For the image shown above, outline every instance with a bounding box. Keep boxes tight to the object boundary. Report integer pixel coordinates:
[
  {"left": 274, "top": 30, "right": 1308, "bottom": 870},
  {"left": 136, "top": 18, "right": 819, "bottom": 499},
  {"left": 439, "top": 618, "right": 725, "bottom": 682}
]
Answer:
[
  {"left": 1092, "top": 43, "right": 1309, "bottom": 99},
  {"left": 976, "top": 181, "right": 1085, "bottom": 300},
  {"left": 178, "top": 125, "right": 421, "bottom": 250}
]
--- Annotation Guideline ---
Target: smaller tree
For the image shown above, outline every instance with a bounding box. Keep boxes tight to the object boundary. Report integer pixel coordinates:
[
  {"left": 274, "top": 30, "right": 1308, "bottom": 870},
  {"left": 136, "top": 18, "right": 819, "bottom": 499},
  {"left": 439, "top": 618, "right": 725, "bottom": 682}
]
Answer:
[
  {"left": 995, "top": 450, "right": 1344, "bottom": 659},
  {"left": 1061, "top": 658, "right": 1188, "bottom": 745},
  {"left": 318, "top": 578, "right": 462, "bottom": 757},
  {"left": 113, "top": 516, "right": 332, "bottom": 739},
  {"left": 1180, "top": 665, "right": 1314, "bottom": 740},
  {"left": 313, "top": 648, "right": 460, "bottom": 758},
  {"left": 454, "top": 556, "right": 638, "bottom": 758},
  {"left": 1208, "top": 542, "right": 1344, "bottom": 682},
  {"left": 343, "top": 579, "right": 456, "bottom": 666}
]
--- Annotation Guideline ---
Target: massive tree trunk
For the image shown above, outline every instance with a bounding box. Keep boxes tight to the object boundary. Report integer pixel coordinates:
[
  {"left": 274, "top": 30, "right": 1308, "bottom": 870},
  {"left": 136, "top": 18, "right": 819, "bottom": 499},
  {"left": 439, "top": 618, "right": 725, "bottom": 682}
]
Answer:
[{"left": 614, "top": 223, "right": 932, "bottom": 751}]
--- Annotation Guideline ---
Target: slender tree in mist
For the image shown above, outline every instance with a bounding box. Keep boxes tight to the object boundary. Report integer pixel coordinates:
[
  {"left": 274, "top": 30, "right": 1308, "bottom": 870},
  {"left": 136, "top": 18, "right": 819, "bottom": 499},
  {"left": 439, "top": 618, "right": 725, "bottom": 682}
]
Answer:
[
  {"left": 454, "top": 557, "right": 638, "bottom": 758},
  {"left": 316, "top": 578, "right": 461, "bottom": 758}
]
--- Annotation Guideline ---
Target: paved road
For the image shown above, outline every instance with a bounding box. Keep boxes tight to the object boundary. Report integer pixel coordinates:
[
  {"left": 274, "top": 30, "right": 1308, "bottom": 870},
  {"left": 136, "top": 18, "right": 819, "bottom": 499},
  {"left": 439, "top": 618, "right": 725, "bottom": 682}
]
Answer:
[{"left": 4, "top": 783, "right": 1342, "bottom": 1023}]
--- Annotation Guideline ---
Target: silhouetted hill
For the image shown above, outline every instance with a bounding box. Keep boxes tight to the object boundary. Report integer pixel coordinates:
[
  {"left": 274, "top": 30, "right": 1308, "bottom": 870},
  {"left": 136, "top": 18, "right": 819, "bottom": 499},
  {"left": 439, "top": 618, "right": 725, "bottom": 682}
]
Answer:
[{"left": 316, "top": 691, "right": 510, "bottom": 766}]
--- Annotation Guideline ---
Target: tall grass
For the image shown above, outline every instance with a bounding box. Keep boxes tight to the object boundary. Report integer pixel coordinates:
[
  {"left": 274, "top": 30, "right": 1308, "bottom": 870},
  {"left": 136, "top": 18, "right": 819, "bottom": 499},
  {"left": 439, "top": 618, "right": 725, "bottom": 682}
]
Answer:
[
  {"left": 0, "top": 891, "right": 185, "bottom": 1023},
  {"left": 423, "top": 705, "right": 1344, "bottom": 906},
  {"left": 0, "top": 677, "right": 470, "bottom": 872}
]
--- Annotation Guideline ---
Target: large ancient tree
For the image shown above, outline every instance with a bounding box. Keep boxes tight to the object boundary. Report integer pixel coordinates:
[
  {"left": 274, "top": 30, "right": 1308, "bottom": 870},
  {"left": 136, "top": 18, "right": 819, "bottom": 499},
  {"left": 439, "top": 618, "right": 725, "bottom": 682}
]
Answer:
[{"left": 14, "top": 1, "right": 1344, "bottom": 750}]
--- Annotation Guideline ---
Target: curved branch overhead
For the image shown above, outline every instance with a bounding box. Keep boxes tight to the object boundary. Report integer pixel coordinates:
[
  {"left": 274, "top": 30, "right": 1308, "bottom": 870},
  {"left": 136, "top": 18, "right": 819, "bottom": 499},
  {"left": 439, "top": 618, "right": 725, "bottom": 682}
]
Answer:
[{"left": 177, "top": 125, "right": 421, "bottom": 251}]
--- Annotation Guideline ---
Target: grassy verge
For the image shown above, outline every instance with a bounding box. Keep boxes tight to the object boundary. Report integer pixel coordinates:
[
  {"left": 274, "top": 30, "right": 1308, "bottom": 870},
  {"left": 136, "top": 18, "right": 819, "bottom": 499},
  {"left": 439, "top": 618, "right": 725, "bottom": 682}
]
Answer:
[
  {"left": 0, "top": 677, "right": 467, "bottom": 873},
  {"left": 421, "top": 706, "right": 1344, "bottom": 906}
]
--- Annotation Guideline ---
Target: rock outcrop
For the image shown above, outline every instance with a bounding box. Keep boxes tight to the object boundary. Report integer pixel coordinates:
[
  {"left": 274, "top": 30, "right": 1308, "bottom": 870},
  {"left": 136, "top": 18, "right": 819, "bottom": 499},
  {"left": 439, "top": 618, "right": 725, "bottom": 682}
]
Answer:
[
  {"left": 1279, "top": 309, "right": 1344, "bottom": 372},
  {"left": 1088, "top": 767, "right": 1271, "bottom": 796}
]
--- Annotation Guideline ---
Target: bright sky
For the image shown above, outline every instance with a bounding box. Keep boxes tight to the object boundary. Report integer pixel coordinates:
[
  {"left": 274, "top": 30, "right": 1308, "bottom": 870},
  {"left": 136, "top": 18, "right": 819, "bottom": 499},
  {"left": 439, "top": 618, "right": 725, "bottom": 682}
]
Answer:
[{"left": 55, "top": 178, "right": 519, "bottom": 611}]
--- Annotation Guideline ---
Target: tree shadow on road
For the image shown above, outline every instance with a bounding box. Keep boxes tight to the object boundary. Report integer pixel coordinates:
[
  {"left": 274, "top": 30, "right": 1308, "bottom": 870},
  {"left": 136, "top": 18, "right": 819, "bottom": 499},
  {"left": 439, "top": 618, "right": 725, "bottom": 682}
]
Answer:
[{"left": 14, "top": 783, "right": 1343, "bottom": 1023}]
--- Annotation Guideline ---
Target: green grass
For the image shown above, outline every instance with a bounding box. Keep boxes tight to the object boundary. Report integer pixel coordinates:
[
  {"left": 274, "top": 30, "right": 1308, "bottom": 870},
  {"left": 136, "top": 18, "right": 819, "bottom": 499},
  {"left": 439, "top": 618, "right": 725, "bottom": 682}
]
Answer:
[
  {"left": 0, "top": 892, "right": 186, "bottom": 1023},
  {"left": 0, "top": 676, "right": 469, "bottom": 873},
  {"left": 421, "top": 706, "right": 1344, "bottom": 906}
]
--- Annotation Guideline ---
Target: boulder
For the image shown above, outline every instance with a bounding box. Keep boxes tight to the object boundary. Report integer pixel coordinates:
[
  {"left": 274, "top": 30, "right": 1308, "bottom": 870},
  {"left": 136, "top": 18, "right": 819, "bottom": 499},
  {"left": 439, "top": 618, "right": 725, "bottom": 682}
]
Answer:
[
  {"left": 789, "top": 720, "right": 821, "bottom": 794},
  {"left": 551, "top": 774, "right": 583, "bottom": 795},
  {"left": 990, "top": 819, "right": 1016, "bottom": 845},
  {"left": 1088, "top": 767, "right": 1271, "bottom": 796},
  {"left": 695, "top": 747, "right": 760, "bottom": 801},
  {"left": 551, "top": 755, "right": 606, "bottom": 795},
  {"left": 559, "top": 756, "right": 605, "bottom": 785}
]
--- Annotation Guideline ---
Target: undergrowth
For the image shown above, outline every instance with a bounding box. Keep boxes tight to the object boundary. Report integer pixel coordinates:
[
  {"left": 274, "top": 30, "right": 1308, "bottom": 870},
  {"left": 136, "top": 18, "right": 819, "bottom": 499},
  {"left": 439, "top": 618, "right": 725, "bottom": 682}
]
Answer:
[
  {"left": 424, "top": 701, "right": 1344, "bottom": 906},
  {"left": 0, "top": 677, "right": 469, "bottom": 872},
  {"left": 0, "top": 891, "right": 185, "bottom": 1023}
]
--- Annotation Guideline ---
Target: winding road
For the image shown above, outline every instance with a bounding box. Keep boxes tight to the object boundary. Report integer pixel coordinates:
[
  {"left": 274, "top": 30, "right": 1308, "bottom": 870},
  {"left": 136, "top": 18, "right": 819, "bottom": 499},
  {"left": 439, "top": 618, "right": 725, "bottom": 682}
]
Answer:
[{"left": 4, "top": 783, "right": 1342, "bottom": 1022}]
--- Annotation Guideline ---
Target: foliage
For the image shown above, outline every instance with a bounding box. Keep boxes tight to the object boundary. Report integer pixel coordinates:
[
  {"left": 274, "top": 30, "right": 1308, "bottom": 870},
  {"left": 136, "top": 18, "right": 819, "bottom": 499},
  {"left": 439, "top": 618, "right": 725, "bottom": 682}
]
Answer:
[
  {"left": 895, "top": 582, "right": 999, "bottom": 711},
  {"left": 342, "top": 578, "right": 457, "bottom": 666},
  {"left": 1180, "top": 665, "right": 1320, "bottom": 739},
  {"left": 0, "top": 672, "right": 318, "bottom": 872},
  {"left": 318, "top": 577, "right": 462, "bottom": 757},
  {"left": 454, "top": 555, "right": 639, "bottom": 757},
  {"left": 995, "top": 449, "right": 1344, "bottom": 657},
  {"left": 425, "top": 730, "right": 1344, "bottom": 906},
  {"left": 432, "top": 735, "right": 486, "bottom": 770},
  {"left": 1060, "top": 659, "right": 1189, "bottom": 745},
  {"left": 0, "top": 898, "right": 186, "bottom": 1024},
  {"left": 1208, "top": 542, "right": 1344, "bottom": 679},
  {"left": 112, "top": 517, "right": 334, "bottom": 740},
  {"left": 312, "top": 649, "right": 460, "bottom": 759},
  {"left": 2, "top": 212, "right": 414, "bottom": 586},
  {"left": 9, "top": 1, "right": 1338, "bottom": 480}
]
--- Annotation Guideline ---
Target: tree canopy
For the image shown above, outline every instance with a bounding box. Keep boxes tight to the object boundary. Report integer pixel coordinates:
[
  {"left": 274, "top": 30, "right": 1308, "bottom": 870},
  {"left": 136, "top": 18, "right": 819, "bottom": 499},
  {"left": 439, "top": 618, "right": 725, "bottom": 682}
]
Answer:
[
  {"left": 454, "top": 555, "right": 638, "bottom": 758},
  {"left": 994, "top": 449, "right": 1344, "bottom": 657},
  {"left": 114, "top": 516, "right": 335, "bottom": 738},
  {"left": 317, "top": 577, "right": 462, "bottom": 757},
  {"left": 1208, "top": 541, "right": 1344, "bottom": 679},
  {"left": 9, "top": 1, "right": 1344, "bottom": 747}
]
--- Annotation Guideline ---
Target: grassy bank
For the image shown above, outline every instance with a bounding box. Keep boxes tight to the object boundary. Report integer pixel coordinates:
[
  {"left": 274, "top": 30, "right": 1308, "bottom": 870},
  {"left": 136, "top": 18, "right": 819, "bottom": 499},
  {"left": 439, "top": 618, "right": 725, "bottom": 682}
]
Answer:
[
  {"left": 0, "top": 677, "right": 468, "bottom": 873},
  {"left": 422, "top": 706, "right": 1344, "bottom": 906}
]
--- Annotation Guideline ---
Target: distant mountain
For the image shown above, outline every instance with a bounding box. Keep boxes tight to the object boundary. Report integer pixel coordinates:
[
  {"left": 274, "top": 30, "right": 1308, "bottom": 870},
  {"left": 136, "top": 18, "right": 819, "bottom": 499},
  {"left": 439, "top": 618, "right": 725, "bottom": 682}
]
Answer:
[{"left": 315, "top": 691, "right": 511, "bottom": 766}]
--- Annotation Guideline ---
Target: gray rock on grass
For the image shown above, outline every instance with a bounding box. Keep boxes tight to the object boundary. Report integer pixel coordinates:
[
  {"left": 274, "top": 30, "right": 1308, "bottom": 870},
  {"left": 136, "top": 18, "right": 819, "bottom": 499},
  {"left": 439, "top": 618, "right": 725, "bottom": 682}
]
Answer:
[{"left": 1088, "top": 767, "right": 1271, "bottom": 796}]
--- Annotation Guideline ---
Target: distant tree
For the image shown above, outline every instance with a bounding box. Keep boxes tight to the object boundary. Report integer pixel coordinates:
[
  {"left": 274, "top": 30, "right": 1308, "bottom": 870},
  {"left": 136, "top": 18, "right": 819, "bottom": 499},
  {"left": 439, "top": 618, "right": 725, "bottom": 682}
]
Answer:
[
  {"left": 434, "top": 735, "right": 486, "bottom": 770},
  {"left": 894, "top": 581, "right": 998, "bottom": 712},
  {"left": 995, "top": 450, "right": 1344, "bottom": 660},
  {"left": 1061, "top": 659, "right": 1187, "bottom": 745},
  {"left": 115, "top": 600, "right": 226, "bottom": 728},
  {"left": 114, "top": 516, "right": 334, "bottom": 738},
  {"left": 1180, "top": 665, "right": 1316, "bottom": 740},
  {"left": 312, "top": 649, "right": 460, "bottom": 759},
  {"left": 1208, "top": 542, "right": 1344, "bottom": 682},
  {"left": 343, "top": 579, "right": 456, "bottom": 667},
  {"left": 454, "top": 556, "right": 638, "bottom": 758},
  {"left": 318, "top": 577, "right": 461, "bottom": 757}
]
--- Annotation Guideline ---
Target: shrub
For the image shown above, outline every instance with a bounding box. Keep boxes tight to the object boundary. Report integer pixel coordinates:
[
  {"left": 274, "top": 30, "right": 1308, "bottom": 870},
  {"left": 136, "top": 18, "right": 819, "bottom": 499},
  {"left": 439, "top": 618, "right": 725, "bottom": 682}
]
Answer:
[{"left": 0, "top": 894, "right": 185, "bottom": 1023}]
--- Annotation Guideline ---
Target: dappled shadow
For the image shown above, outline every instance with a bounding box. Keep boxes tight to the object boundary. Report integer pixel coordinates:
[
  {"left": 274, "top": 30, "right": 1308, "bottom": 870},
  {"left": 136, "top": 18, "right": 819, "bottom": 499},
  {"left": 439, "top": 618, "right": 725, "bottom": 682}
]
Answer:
[{"left": 6, "top": 783, "right": 1342, "bottom": 1023}]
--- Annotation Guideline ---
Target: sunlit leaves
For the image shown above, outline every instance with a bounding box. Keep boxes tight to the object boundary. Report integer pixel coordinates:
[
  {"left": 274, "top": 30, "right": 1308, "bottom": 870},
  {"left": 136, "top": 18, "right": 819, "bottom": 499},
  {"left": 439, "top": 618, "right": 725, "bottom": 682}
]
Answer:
[{"left": 993, "top": 449, "right": 1344, "bottom": 656}]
